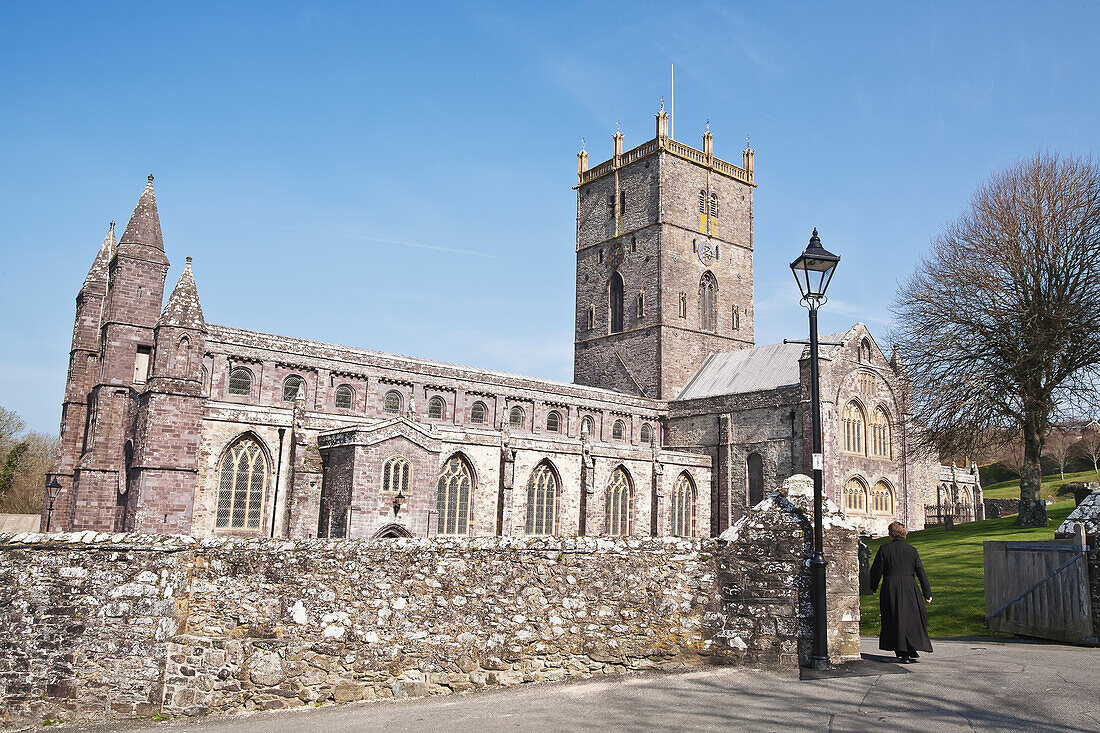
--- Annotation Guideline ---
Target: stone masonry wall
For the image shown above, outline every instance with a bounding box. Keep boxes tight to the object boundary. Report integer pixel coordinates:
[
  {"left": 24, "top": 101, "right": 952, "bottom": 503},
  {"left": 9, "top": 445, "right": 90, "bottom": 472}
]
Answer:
[{"left": 0, "top": 491, "right": 857, "bottom": 729}]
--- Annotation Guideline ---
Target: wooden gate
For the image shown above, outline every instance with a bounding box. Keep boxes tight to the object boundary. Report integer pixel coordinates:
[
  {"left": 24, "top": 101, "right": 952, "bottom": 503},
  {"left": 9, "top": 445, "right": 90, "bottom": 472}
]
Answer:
[{"left": 983, "top": 525, "right": 1096, "bottom": 645}]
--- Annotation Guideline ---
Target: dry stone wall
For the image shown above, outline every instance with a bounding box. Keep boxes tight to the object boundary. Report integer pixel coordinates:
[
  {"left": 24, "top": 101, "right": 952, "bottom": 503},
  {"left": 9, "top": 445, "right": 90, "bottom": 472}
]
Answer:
[{"left": 0, "top": 484, "right": 858, "bottom": 729}]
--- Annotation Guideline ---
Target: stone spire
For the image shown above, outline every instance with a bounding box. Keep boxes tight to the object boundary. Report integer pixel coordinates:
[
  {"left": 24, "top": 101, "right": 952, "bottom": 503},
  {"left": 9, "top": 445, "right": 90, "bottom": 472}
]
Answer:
[
  {"left": 157, "top": 257, "right": 205, "bottom": 331},
  {"left": 81, "top": 221, "right": 115, "bottom": 294},
  {"left": 117, "top": 174, "right": 168, "bottom": 264}
]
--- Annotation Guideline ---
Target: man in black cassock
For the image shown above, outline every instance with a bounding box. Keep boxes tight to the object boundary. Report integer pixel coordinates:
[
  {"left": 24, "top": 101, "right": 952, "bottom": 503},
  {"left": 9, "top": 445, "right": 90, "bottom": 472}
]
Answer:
[{"left": 870, "top": 521, "right": 933, "bottom": 663}]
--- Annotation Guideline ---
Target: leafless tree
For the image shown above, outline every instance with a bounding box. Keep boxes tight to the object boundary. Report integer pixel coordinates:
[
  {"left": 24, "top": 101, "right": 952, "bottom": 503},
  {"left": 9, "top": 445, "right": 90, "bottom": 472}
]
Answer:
[
  {"left": 0, "top": 432, "right": 57, "bottom": 514},
  {"left": 1044, "top": 429, "right": 1075, "bottom": 480},
  {"left": 1076, "top": 423, "right": 1100, "bottom": 473},
  {"left": 892, "top": 153, "right": 1100, "bottom": 527}
]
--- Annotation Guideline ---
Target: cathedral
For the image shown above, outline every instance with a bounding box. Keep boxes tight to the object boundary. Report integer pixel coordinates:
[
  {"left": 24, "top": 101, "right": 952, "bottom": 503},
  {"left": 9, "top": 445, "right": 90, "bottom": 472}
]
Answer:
[{"left": 46, "top": 107, "right": 979, "bottom": 540}]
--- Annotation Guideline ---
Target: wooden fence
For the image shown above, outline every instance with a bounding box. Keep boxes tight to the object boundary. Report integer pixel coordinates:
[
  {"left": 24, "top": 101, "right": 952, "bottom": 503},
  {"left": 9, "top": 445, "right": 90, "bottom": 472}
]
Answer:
[{"left": 983, "top": 524, "right": 1097, "bottom": 645}]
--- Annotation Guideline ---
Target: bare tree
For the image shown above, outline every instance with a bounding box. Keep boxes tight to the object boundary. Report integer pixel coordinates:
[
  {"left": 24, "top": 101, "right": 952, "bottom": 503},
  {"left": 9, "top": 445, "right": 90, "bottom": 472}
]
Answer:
[
  {"left": 1044, "top": 429, "right": 1074, "bottom": 480},
  {"left": 892, "top": 153, "right": 1100, "bottom": 527},
  {"left": 1076, "top": 423, "right": 1100, "bottom": 473},
  {"left": 0, "top": 432, "right": 57, "bottom": 514}
]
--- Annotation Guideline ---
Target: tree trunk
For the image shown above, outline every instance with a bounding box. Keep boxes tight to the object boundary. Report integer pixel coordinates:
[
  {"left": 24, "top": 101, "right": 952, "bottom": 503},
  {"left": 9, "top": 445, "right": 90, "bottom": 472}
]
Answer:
[{"left": 1018, "top": 425, "right": 1048, "bottom": 528}]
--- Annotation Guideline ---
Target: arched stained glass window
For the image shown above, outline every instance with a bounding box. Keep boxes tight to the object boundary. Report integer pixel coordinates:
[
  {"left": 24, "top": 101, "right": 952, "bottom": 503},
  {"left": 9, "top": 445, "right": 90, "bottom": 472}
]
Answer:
[
  {"left": 471, "top": 401, "right": 487, "bottom": 424},
  {"left": 384, "top": 390, "right": 402, "bottom": 415},
  {"left": 334, "top": 385, "right": 353, "bottom": 409},
  {"left": 870, "top": 406, "right": 891, "bottom": 458},
  {"left": 844, "top": 401, "right": 866, "bottom": 455},
  {"left": 437, "top": 454, "right": 473, "bottom": 535},
  {"left": 546, "top": 411, "right": 561, "bottom": 432},
  {"left": 610, "top": 272, "right": 624, "bottom": 334},
  {"left": 871, "top": 480, "right": 894, "bottom": 514},
  {"left": 700, "top": 273, "right": 717, "bottom": 332},
  {"left": 382, "top": 455, "right": 410, "bottom": 494},
  {"left": 605, "top": 467, "right": 631, "bottom": 536},
  {"left": 428, "top": 396, "right": 445, "bottom": 420},
  {"left": 228, "top": 368, "right": 252, "bottom": 396},
  {"left": 639, "top": 423, "right": 652, "bottom": 445},
  {"left": 526, "top": 461, "right": 559, "bottom": 535},
  {"left": 671, "top": 472, "right": 695, "bottom": 537},
  {"left": 612, "top": 419, "right": 626, "bottom": 440},
  {"left": 843, "top": 477, "right": 868, "bottom": 514},
  {"left": 283, "top": 375, "right": 304, "bottom": 402},
  {"left": 509, "top": 406, "right": 525, "bottom": 428},
  {"left": 216, "top": 436, "right": 268, "bottom": 530}
]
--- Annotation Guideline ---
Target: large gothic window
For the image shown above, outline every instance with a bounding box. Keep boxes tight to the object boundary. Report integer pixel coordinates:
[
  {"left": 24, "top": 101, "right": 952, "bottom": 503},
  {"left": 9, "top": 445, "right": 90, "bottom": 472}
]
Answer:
[
  {"left": 699, "top": 273, "right": 717, "bottom": 332},
  {"left": 671, "top": 472, "right": 695, "bottom": 537},
  {"left": 526, "top": 461, "right": 559, "bottom": 535},
  {"left": 216, "top": 436, "right": 268, "bottom": 530},
  {"left": 844, "top": 401, "right": 866, "bottom": 455},
  {"left": 870, "top": 407, "right": 891, "bottom": 458},
  {"left": 382, "top": 455, "right": 410, "bottom": 494},
  {"left": 871, "top": 480, "right": 894, "bottom": 514},
  {"left": 843, "top": 477, "right": 868, "bottom": 514},
  {"left": 610, "top": 272, "right": 625, "bottom": 334},
  {"left": 436, "top": 454, "right": 473, "bottom": 535},
  {"left": 605, "top": 466, "right": 632, "bottom": 536}
]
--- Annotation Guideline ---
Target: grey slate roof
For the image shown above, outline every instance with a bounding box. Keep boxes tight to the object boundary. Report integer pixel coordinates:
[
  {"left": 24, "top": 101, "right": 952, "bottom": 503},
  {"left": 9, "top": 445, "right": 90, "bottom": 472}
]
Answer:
[
  {"left": 675, "top": 331, "right": 850, "bottom": 400},
  {"left": 1056, "top": 489, "right": 1100, "bottom": 538},
  {"left": 157, "top": 258, "right": 205, "bottom": 330}
]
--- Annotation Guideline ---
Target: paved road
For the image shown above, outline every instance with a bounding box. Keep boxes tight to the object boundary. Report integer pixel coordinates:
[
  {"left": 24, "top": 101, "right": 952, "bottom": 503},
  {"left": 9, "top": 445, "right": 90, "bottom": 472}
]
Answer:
[{"left": 54, "top": 637, "right": 1100, "bottom": 733}]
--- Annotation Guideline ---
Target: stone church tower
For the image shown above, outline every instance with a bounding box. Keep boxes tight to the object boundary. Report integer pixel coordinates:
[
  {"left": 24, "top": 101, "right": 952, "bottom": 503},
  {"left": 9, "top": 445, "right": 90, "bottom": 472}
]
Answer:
[{"left": 573, "top": 108, "right": 756, "bottom": 399}]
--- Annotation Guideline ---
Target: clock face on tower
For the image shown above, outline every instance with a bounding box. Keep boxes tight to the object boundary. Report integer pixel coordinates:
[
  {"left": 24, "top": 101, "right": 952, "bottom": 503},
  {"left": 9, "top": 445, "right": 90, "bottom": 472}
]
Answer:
[
  {"left": 698, "top": 239, "right": 718, "bottom": 268},
  {"left": 609, "top": 239, "right": 625, "bottom": 268}
]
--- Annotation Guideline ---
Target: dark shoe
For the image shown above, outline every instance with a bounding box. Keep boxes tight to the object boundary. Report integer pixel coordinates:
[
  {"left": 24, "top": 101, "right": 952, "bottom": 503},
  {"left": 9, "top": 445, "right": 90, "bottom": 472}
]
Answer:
[{"left": 908, "top": 652, "right": 920, "bottom": 660}]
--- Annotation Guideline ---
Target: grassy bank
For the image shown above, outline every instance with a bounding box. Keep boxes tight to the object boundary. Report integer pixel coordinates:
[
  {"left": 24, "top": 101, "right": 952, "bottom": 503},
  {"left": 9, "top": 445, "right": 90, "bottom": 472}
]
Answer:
[
  {"left": 980, "top": 469, "right": 1100, "bottom": 503},
  {"left": 859, "top": 502, "right": 1076, "bottom": 638}
]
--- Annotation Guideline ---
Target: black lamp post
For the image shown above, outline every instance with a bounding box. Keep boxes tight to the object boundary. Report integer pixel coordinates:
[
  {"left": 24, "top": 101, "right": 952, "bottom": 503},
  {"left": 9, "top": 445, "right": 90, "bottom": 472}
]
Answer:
[
  {"left": 790, "top": 228, "right": 840, "bottom": 671},
  {"left": 44, "top": 476, "right": 62, "bottom": 532},
  {"left": 393, "top": 490, "right": 406, "bottom": 517}
]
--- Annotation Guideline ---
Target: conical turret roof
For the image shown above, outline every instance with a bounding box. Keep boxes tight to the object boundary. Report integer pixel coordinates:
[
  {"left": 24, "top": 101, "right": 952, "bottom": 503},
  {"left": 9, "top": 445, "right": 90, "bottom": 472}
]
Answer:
[
  {"left": 157, "top": 257, "right": 205, "bottom": 331},
  {"left": 81, "top": 221, "right": 116, "bottom": 294},
  {"left": 117, "top": 175, "right": 168, "bottom": 264}
]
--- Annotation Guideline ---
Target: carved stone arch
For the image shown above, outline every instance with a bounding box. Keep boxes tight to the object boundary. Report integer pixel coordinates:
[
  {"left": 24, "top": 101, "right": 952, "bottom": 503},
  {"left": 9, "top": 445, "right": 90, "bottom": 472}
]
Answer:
[
  {"left": 526, "top": 458, "right": 562, "bottom": 536},
  {"left": 372, "top": 523, "right": 413, "bottom": 539}
]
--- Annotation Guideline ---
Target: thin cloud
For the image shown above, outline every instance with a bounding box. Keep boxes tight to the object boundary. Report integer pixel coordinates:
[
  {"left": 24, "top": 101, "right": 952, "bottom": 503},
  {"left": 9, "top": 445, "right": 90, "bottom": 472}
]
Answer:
[{"left": 346, "top": 233, "right": 501, "bottom": 260}]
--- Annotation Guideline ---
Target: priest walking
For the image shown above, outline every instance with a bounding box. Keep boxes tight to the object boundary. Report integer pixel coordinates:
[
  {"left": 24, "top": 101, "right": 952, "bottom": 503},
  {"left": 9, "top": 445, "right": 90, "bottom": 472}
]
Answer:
[{"left": 870, "top": 521, "right": 933, "bottom": 663}]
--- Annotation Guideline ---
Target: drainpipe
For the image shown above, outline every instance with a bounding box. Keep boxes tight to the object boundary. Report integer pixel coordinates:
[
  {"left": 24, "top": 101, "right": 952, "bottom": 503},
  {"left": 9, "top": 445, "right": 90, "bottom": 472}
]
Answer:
[{"left": 270, "top": 427, "right": 286, "bottom": 538}]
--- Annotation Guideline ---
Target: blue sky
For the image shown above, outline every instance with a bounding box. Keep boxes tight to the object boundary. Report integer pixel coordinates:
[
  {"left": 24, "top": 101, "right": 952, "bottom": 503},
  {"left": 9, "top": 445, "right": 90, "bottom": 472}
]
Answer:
[{"left": 2, "top": 2, "right": 1098, "bottom": 434}]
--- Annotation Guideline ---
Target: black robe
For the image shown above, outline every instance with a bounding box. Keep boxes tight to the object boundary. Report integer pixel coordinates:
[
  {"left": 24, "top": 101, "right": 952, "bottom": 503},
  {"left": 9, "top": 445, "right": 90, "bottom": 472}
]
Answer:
[{"left": 870, "top": 539, "right": 933, "bottom": 653}]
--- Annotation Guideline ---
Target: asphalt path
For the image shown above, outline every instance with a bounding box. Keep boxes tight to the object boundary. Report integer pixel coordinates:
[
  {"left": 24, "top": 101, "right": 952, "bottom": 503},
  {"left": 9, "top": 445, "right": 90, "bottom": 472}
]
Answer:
[{"left": 43, "top": 637, "right": 1100, "bottom": 733}]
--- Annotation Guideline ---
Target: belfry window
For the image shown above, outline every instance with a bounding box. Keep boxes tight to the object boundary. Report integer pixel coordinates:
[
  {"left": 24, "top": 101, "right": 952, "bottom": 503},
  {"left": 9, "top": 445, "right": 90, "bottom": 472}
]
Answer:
[
  {"left": 216, "top": 435, "right": 268, "bottom": 531},
  {"left": 709, "top": 193, "right": 718, "bottom": 219},
  {"left": 698, "top": 190, "right": 706, "bottom": 213},
  {"left": 334, "top": 384, "right": 353, "bottom": 409},
  {"left": 700, "top": 273, "right": 717, "bottom": 332},
  {"left": 610, "top": 272, "right": 625, "bottom": 334},
  {"left": 283, "top": 376, "right": 304, "bottom": 402},
  {"left": 227, "top": 368, "right": 252, "bottom": 396}
]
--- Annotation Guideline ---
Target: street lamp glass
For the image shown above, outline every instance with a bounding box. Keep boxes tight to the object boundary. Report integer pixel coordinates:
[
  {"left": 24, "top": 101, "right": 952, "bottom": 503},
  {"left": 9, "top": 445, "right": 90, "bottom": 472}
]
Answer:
[
  {"left": 790, "top": 228, "right": 840, "bottom": 302},
  {"left": 45, "top": 476, "right": 62, "bottom": 500}
]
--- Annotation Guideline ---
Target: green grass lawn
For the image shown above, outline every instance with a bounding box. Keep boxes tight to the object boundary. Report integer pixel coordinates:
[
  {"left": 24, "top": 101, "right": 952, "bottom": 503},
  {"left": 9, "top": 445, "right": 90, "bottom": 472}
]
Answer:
[
  {"left": 859, "top": 502, "right": 1076, "bottom": 638},
  {"left": 981, "top": 469, "right": 1100, "bottom": 503}
]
